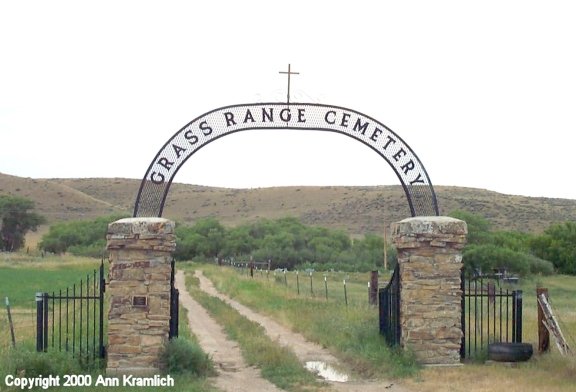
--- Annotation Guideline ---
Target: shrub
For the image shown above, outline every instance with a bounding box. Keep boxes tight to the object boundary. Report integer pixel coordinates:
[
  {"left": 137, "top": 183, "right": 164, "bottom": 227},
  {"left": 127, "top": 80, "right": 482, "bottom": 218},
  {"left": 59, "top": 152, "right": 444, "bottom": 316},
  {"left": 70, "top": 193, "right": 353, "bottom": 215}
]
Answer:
[
  {"left": 526, "top": 254, "right": 555, "bottom": 276},
  {"left": 68, "top": 240, "right": 107, "bottom": 258},
  {"left": 530, "top": 222, "right": 576, "bottom": 275},
  {"left": 463, "top": 245, "right": 531, "bottom": 276},
  {"left": 0, "top": 347, "right": 83, "bottom": 378},
  {"left": 159, "top": 338, "right": 215, "bottom": 377}
]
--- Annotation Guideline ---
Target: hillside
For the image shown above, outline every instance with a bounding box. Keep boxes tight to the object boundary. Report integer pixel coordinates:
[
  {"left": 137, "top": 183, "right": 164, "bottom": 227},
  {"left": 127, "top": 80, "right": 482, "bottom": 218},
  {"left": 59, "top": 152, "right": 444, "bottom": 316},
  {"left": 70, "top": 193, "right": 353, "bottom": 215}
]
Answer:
[{"left": 1, "top": 172, "right": 576, "bottom": 235}]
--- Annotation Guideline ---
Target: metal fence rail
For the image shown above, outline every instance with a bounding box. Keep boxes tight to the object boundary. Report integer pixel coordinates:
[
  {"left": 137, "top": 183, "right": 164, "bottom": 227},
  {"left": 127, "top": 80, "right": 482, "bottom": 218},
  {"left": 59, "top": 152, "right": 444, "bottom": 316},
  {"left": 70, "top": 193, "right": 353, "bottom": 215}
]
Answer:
[
  {"left": 36, "top": 260, "right": 106, "bottom": 361},
  {"left": 460, "top": 272, "right": 523, "bottom": 359},
  {"left": 379, "top": 264, "right": 401, "bottom": 346}
]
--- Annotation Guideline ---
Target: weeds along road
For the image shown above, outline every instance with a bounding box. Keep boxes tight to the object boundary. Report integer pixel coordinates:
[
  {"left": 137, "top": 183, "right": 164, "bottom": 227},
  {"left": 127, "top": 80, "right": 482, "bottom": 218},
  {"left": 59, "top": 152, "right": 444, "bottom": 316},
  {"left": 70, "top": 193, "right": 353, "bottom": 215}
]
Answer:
[{"left": 178, "top": 269, "right": 410, "bottom": 392}]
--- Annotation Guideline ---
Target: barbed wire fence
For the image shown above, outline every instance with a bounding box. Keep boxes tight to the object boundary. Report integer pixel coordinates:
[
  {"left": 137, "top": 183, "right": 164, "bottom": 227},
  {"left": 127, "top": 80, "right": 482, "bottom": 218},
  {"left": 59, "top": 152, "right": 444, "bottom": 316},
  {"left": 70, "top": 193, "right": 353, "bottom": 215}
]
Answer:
[{"left": 219, "top": 258, "right": 387, "bottom": 308}]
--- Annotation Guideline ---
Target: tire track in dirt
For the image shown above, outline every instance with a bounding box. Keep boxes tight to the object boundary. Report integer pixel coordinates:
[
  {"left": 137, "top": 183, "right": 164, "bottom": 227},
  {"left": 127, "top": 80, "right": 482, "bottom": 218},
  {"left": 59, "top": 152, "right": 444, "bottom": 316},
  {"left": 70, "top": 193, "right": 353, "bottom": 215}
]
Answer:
[
  {"left": 194, "top": 270, "right": 410, "bottom": 392},
  {"left": 175, "top": 270, "right": 285, "bottom": 392}
]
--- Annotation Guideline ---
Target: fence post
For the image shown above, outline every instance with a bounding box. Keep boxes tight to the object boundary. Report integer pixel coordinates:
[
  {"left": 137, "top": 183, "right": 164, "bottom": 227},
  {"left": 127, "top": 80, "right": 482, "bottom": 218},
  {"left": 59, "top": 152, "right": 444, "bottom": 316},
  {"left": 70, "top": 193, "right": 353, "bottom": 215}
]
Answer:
[
  {"left": 169, "top": 258, "right": 179, "bottom": 340},
  {"left": 43, "top": 292, "right": 49, "bottom": 352},
  {"left": 536, "top": 288, "right": 550, "bottom": 353},
  {"left": 379, "top": 288, "right": 388, "bottom": 335},
  {"left": 343, "top": 280, "right": 348, "bottom": 307},
  {"left": 460, "top": 269, "right": 466, "bottom": 359},
  {"left": 36, "top": 292, "right": 43, "bottom": 352},
  {"left": 512, "top": 290, "right": 523, "bottom": 343},
  {"left": 324, "top": 275, "right": 328, "bottom": 300},
  {"left": 36, "top": 292, "right": 49, "bottom": 352},
  {"left": 296, "top": 271, "right": 300, "bottom": 295},
  {"left": 367, "top": 282, "right": 370, "bottom": 304},
  {"left": 369, "top": 271, "right": 378, "bottom": 305},
  {"left": 99, "top": 260, "right": 105, "bottom": 359},
  {"left": 6, "top": 297, "right": 16, "bottom": 348}
]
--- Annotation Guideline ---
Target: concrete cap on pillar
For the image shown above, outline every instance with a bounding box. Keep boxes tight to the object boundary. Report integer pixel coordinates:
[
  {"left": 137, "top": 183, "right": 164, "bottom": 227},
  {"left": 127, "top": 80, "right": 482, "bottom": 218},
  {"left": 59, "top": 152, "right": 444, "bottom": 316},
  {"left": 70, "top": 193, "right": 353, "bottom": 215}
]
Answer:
[
  {"left": 392, "top": 216, "right": 467, "bottom": 236},
  {"left": 107, "top": 217, "right": 175, "bottom": 236}
]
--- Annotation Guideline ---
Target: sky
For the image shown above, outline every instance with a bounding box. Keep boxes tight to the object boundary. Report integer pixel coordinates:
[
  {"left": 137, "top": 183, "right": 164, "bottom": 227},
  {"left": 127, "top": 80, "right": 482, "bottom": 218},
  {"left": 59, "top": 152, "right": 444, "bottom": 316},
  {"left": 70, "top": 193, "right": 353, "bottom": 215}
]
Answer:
[{"left": 1, "top": 1, "right": 575, "bottom": 200}]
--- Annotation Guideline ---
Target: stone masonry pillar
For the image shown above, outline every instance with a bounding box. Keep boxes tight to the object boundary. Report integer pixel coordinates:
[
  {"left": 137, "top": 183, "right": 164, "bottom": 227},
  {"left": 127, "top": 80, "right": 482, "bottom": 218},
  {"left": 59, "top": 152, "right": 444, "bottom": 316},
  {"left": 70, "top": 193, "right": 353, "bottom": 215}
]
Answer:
[
  {"left": 391, "top": 216, "right": 467, "bottom": 365},
  {"left": 106, "top": 217, "right": 176, "bottom": 375}
]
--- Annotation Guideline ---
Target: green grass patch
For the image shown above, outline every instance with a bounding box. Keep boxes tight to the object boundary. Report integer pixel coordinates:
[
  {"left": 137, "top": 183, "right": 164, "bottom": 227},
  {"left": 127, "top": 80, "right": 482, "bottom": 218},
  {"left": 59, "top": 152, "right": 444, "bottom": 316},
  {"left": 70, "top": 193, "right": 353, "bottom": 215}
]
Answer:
[
  {"left": 184, "top": 271, "right": 323, "bottom": 392},
  {"left": 0, "top": 255, "right": 103, "bottom": 309},
  {"left": 187, "top": 263, "right": 419, "bottom": 379},
  {"left": 222, "top": 266, "right": 385, "bottom": 307},
  {"left": 0, "top": 254, "right": 219, "bottom": 391},
  {"left": 160, "top": 338, "right": 216, "bottom": 377}
]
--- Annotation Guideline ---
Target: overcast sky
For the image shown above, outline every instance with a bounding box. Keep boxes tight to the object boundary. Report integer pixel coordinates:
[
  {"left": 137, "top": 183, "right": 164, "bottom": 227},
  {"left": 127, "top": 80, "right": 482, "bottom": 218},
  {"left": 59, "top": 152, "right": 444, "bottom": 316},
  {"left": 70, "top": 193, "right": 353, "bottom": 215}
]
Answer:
[{"left": 1, "top": 1, "right": 575, "bottom": 200}]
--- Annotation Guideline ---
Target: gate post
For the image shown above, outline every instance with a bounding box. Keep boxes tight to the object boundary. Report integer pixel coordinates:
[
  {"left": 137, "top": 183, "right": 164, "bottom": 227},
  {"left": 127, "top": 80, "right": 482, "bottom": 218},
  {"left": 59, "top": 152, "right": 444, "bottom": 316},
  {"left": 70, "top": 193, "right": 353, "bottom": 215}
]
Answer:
[
  {"left": 35, "top": 292, "right": 47, "bottom": 352},
  {"left": 106, "top": 217, "right": 176, "bottom": 375},
  {"left": 391, "top": 216, "right": 467, "bottom": 365}
]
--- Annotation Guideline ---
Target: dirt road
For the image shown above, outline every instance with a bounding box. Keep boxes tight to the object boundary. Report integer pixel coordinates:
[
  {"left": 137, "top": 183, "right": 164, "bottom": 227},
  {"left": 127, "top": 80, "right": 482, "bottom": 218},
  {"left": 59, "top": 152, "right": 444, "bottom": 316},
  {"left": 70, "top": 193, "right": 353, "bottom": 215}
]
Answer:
[
  {"left": 175, "top": 270, "right": 284, "bottom": 392},
  {"left": 177, "top": 269, "right": 410, "bottom": 392}
]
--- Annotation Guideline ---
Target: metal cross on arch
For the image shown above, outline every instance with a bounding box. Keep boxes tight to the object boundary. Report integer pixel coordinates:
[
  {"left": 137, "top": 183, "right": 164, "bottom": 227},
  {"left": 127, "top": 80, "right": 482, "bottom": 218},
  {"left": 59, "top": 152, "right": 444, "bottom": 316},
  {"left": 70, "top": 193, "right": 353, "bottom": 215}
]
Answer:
[{"left": 279, "top": 64, "right": 299, "bottom": 104}]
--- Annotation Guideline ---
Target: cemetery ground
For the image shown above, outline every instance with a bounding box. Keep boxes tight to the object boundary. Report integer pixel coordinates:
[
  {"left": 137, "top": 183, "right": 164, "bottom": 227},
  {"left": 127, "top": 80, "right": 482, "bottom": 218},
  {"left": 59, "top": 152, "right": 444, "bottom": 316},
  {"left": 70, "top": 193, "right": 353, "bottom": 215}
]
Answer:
[{"left": 1, "top": 255, "right": 575, "bottom": 391}]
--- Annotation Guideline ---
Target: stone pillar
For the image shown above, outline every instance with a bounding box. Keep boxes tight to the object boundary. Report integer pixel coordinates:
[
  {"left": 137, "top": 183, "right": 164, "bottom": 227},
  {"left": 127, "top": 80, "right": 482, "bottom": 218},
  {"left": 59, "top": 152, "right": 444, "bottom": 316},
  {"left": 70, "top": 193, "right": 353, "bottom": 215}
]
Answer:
[
  {"left": 106, "top": 217, "right": 176, "bottom": 375},
  {"left": 391, "top": 216, "right": 467, "bottom": 365}
]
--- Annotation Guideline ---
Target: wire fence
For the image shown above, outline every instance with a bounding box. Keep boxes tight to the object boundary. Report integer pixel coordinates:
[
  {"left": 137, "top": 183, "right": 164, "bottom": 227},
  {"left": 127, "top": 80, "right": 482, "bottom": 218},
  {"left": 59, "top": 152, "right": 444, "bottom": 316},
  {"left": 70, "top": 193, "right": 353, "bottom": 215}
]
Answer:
[
  {"left": 1, "top": 298, "right": 37, "bottom": 350},
  {"left": 226, "top": 261, "right": 390, "bottom": 308}
]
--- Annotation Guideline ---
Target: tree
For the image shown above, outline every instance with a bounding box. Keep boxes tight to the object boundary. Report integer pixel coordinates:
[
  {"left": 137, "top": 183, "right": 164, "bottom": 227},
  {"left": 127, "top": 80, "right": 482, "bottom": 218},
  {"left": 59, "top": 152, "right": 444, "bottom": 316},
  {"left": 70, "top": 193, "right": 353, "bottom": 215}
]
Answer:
[
  {"left": 448, "top": 210, "right": 492, "bottom": 244},
  {"left": 462, "top": 244, "right": 553, "bottom": 277},
  {"left": 530, "top": 222, "right": 576, "bottom": 275},
  {"left": 0, "top": 195, "right": 46, "bottom": 251},
  {"left": 39, "top": 215, "right": 125, "bottom": 256},
  {"left": 449, "top": 210, "right": 554, "bottom": 276},
  {"left": 174, "top": 218, "right": 227, "bottom": 260},
  {"left": 222, "top": 226, "right": 255, "bottom": 257}
]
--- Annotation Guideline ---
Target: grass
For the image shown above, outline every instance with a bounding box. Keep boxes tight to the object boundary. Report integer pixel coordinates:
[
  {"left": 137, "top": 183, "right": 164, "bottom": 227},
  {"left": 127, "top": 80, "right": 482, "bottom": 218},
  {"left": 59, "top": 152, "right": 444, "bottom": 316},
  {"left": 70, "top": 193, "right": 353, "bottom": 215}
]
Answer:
[
  {"left": 0, "top": 255, "right": 105, "bottom": 350},
  {"left": 234, "top": 265, "right": 391, "bottom": 308},
  {"left": 512, "top": 274, "right": 576, "bottom": 351},
  {"left": 193, "top": 262, "right": 576, "bottom": 392},
  {"left": 3, "top": 253, "right": 575, "bottom": 391},
  {"left": 0, "top": 254, "right": 220, "bottom": 392},
  {"left": 191, "top": 262, "right": 418, "bottom": 379},
  {"left": 183, "top": 270, "right": 324, "bottom": 392},
  {"left": 0, "top": 254, "right": 103, "bottom": 308}
]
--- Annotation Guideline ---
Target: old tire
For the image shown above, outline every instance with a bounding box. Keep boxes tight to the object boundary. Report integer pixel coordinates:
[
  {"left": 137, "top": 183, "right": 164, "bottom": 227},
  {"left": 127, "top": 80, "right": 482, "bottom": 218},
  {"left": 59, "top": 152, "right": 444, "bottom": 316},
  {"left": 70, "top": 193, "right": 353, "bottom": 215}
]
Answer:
[{"left": 488, "top": 342, "right": 533, "bottom": 362}]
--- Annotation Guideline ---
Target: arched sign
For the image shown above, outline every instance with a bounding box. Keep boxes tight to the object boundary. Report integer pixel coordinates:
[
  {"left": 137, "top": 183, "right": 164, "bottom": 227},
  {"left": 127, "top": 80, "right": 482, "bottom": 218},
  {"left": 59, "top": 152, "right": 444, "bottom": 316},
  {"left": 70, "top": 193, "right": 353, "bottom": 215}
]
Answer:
[{"left": 133, "top": 103, "right": 439, "bottom": 217}]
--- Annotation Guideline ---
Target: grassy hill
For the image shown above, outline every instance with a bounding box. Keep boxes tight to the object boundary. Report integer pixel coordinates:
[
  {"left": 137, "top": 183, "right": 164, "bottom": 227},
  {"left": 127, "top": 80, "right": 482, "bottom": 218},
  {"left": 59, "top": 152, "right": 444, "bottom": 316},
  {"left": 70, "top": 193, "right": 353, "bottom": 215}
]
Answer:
[{"left": 1, "top": 172, "right": 576, "bottom": 236}]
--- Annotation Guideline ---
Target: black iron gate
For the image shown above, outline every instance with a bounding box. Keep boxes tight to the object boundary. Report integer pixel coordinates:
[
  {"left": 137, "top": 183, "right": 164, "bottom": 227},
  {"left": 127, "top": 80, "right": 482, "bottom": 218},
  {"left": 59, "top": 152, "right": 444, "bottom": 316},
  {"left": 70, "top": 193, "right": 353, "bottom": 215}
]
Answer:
[
  {"left": 36, "top": 260, "right": 106, "bottom": 361},
  {"left": 378, "top": 266, "right": 523, "bottom": 360},
  {"left": 169, "top": 257, "right": 179, "bottom": 339},
  {"left": 379, "top": 264, "right": 401, "bottom": 346},
  {"left": 460, "top": 271, "right": 523, "bottom": 359}
]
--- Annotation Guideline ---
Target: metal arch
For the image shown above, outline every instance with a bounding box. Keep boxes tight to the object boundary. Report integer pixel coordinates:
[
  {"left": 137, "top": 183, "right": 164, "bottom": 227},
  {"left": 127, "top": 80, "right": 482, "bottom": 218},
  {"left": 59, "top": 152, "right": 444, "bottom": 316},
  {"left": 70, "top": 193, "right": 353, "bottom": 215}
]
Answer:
[{"left": 133, "top": 103, "right": 439, "bottom": 218}]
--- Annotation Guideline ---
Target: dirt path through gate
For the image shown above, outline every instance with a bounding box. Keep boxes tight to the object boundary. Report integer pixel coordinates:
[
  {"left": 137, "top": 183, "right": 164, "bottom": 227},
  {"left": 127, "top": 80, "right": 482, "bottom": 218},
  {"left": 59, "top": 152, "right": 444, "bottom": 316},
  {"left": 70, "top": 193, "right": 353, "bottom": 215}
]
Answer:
[
  {"left": 175, "top": 270, "right": 284, "bottom": 392},
  {"left": 187, "top": 269, "right": 410, "bottom": 392}
]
